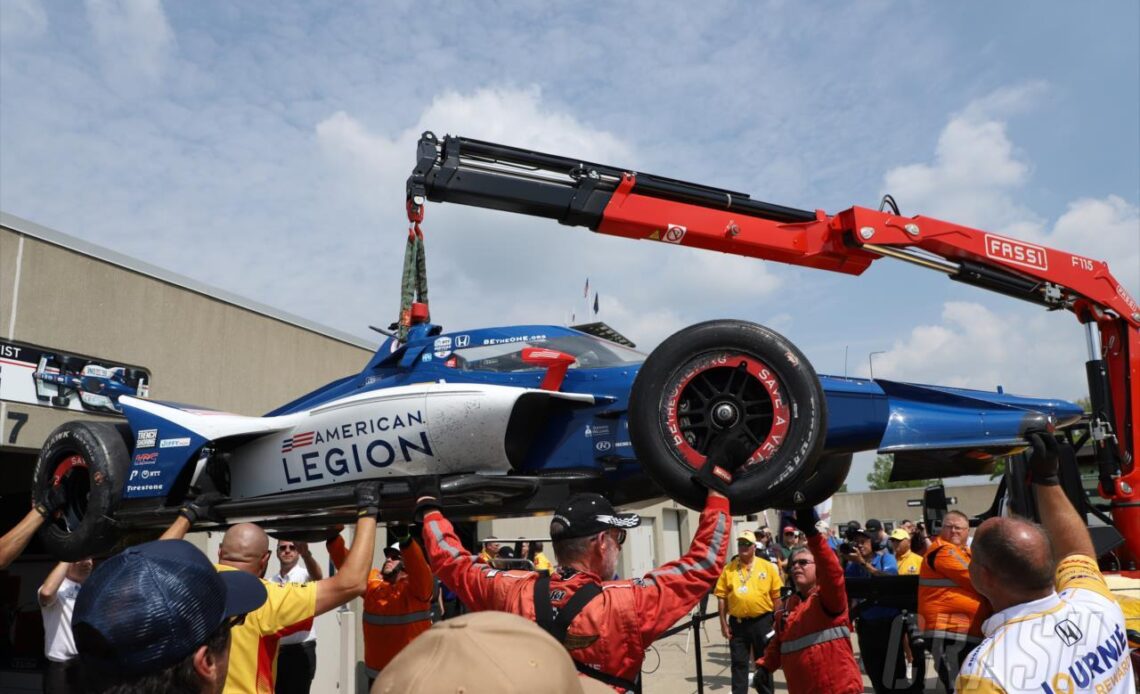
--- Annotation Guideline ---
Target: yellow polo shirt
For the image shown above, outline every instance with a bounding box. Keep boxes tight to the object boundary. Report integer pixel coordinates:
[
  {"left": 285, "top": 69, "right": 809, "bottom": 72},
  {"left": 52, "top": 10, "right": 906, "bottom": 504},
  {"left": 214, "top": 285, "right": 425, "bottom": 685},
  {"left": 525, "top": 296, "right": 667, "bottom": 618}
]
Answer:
[
  {"left": 897, "top": 551, "right": 922, "bottom": 576},
  {"left": 714, "top": 556, "right": 782, "bottom": 618},
  {"left": 217, "top": 565, "right": 317, "bottom": 694}
]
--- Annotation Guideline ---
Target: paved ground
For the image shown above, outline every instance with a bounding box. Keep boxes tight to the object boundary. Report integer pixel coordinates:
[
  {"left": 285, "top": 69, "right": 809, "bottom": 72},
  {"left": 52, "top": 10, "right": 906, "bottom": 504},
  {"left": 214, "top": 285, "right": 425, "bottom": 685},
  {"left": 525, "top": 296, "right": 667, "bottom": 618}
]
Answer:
[{"left": 641, "top": 618, "right": 946, "bottom": 693}]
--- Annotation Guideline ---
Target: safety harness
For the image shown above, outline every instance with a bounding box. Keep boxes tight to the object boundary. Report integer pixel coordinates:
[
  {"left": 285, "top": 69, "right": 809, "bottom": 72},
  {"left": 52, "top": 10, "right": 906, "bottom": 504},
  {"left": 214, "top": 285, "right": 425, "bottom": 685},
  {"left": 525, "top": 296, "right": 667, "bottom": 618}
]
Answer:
[
  {"left": 397, "top": 200, "right": 430, "bottom": 341},
  {"left": 532, "top": 574, "right": 640, "bottom": 692}
]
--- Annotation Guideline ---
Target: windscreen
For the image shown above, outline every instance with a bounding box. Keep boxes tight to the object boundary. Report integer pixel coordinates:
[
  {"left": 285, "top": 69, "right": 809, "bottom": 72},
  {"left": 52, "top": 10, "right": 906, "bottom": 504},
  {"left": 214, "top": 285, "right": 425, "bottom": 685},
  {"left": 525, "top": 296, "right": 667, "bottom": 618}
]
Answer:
[{"left": 452, "top": 333, "right": 644, "bottom": 373}]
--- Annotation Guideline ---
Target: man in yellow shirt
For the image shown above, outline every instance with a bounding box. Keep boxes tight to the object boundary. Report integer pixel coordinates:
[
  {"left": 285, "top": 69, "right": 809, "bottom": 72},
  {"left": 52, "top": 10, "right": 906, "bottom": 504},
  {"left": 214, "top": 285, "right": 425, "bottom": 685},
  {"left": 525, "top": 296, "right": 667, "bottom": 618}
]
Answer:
[
  {"left": 162, "top": 483, "right": 379, "bottom": 694},
  {"left": 715, "top": 530, "right": 783, "bottom": 694},
  {"left": 891, "top": 528, "right": 922, "bottom": 576}
]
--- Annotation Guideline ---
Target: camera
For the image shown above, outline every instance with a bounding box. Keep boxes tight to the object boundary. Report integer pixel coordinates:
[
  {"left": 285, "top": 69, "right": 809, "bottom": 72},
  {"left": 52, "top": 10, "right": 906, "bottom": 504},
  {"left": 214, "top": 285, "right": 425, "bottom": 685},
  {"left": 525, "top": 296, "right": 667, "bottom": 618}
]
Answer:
[{"left": 839, "top": 541, "right": 855, "bottom": 555}]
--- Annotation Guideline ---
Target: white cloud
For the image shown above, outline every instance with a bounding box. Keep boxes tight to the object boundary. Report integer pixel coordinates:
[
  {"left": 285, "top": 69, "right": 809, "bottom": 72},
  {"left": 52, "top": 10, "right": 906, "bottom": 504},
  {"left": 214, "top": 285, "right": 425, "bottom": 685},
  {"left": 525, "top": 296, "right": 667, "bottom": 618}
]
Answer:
[
  {"left": 883, "top": 86, "right": 1043, "bottom": 232},
  {"left": 85, "top": 0, "right": 173, "bottom": 85},
  {"left": 0, "top": 0, "right": 48, "bottom": 40},
  {"left": 1046, "top": 196, "right": 1139, "bottom": 299},
  {"left": 314, "top": 87, "right": 784, "bottom": 348},
  {"left": 858, "top": 301, "right": 1087, "bottom": 400},
  {"left": 867, "top": 87, "right": 1140, "bottom": 402}
]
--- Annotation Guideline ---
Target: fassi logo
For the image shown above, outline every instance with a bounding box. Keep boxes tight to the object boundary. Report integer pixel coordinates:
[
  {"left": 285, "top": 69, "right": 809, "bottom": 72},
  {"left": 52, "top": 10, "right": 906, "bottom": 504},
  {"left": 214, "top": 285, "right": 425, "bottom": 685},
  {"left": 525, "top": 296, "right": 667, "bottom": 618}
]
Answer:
[{"left": 984, "top": 234, "right": 1048, "bottom": 271}]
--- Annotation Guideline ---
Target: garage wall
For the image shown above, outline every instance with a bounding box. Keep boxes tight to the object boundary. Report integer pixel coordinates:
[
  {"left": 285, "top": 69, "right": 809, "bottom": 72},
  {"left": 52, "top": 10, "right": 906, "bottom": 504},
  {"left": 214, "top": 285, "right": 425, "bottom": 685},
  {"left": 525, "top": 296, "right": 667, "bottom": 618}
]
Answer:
[{"left": 2, "top": 216, "right": 376, "bottom": 452}]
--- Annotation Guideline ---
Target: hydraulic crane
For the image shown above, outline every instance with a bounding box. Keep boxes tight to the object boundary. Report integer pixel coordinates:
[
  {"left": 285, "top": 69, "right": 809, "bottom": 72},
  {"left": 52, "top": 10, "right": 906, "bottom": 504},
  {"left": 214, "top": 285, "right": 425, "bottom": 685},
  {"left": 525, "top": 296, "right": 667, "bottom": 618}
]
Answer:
[{"left": 406, "top": 132, "right": 1139, "bottom": 565}]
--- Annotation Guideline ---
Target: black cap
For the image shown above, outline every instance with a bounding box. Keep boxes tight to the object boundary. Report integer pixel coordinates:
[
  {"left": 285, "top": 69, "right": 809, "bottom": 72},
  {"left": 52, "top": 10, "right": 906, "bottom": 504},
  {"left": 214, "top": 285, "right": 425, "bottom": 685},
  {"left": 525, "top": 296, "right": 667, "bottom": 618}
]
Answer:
[
  {"left": 865, "top": 519, "right": 883, "bottom": 533},
  {"left": 550, "top": 493, "right": 640, "bottom": 541},
  {"left": 73, "top": 539, "right": 266, "bottom": 676}
]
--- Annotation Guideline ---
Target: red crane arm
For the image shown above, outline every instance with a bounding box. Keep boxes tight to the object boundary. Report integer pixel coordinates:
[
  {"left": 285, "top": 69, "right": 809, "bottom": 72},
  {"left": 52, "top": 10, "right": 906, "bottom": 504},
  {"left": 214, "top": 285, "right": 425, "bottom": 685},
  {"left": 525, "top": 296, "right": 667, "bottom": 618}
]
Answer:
[{"left": 407, "top": 132, "right": 1139, "bottom": 561}]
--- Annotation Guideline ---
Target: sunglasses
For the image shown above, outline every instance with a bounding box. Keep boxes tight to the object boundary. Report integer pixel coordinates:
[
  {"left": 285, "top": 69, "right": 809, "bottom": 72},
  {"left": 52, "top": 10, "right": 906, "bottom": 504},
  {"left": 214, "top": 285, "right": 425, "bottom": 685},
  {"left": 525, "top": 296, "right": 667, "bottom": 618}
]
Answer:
[
  {"left": 789, "top": 559, "right": 815, "bottom": 568},
  {"left": 594, "top": 529, "right": 626, "bottom": 546},
  {"left": 277, "top": 544, "right": 296, "bottom": 552},
  {"left": 737, "top": 540, "right": 754, "bottom": 546}
]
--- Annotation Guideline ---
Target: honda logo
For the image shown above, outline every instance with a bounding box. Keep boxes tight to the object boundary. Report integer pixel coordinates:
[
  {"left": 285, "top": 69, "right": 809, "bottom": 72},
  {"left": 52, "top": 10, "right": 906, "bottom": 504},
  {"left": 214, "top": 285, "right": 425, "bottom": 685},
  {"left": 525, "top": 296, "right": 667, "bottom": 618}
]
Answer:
[{"left": 1054, "top": 619, "right": 1083, "bottom": 646}]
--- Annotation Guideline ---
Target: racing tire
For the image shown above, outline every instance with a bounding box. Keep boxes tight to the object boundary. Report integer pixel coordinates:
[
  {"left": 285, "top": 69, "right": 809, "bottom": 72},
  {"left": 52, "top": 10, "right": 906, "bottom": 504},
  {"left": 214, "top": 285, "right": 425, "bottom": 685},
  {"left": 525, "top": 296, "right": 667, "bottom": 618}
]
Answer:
[
  {"left": 33, "top": 421, "right": 131, "bottom": 560},
  {"left": 767, "top": 453, "right": 853, "bottom": 509},
  {"left": 629, "top": 320, "right": 827, "bottom": 515}
]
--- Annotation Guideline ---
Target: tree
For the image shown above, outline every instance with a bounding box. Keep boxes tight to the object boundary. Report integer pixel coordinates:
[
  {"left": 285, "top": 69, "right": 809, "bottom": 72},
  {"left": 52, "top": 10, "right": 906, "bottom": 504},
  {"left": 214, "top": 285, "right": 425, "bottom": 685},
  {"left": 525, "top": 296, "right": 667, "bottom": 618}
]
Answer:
[{"left": 866, "top": 454, "right": 939, "bottom": 491}]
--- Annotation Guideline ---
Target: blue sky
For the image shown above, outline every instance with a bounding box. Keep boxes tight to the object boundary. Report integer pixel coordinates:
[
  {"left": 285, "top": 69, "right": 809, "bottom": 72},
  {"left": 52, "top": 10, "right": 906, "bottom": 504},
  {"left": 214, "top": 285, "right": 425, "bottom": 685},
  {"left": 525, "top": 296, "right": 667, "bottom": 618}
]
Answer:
[{"left": 2, "top": 1, "right": 1137, "bottom": 490}]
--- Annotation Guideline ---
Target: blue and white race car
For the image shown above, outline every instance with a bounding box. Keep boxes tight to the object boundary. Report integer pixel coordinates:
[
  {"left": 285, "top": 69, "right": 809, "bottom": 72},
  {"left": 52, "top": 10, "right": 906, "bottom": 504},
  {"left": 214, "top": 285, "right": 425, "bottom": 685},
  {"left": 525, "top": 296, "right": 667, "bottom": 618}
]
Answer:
[{"left": 33, "top": 318, "right": 1082, "bottom": 560}]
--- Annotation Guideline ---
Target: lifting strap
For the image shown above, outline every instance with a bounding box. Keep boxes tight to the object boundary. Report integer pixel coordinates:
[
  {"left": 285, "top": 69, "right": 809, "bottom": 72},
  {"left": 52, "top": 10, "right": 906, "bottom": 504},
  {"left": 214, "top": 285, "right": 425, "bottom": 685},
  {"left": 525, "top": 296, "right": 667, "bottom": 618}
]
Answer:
[
  {"left": 397, "top": 200, "right": 430, "bottom": 341},
  {"left": 533, "top": 575, "right": 639, "bottom": 692}
]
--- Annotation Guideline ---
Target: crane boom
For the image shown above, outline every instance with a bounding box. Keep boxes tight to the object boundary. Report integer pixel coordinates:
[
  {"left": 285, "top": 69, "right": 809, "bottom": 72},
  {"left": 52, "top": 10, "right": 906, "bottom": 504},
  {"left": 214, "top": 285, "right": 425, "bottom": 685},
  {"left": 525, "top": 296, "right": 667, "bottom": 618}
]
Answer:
[{"left": 407, "top": 131, "right": 1139, "bottom": 563}]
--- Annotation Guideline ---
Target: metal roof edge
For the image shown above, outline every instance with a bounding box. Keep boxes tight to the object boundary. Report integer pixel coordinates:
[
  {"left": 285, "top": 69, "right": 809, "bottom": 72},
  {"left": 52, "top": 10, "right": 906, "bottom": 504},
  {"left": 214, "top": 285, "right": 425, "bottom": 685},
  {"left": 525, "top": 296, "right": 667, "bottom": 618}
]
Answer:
[{"left": 1, "top": 211, "right": 378, "bottom": 351}]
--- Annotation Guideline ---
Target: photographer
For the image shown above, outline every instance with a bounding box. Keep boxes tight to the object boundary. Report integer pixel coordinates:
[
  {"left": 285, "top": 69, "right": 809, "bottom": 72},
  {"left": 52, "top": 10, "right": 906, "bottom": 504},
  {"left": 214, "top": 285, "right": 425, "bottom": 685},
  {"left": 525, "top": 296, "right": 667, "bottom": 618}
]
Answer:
[{"left": 844, "top": 530, "right": 903, "bottom": 692}]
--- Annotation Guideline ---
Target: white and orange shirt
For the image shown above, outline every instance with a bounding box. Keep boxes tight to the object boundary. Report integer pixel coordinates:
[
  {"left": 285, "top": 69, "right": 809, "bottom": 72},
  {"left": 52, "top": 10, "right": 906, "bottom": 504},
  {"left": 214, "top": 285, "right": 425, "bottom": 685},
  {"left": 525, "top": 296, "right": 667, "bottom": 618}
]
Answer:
[{"left": 955, "top": 555, "right": 1132, "bottom": 693}]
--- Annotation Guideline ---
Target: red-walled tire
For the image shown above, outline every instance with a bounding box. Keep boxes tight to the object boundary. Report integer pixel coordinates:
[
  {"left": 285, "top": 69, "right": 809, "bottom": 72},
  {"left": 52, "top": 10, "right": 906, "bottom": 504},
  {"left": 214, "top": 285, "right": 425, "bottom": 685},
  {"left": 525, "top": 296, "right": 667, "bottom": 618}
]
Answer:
[
  {"left": 33, "top": 421, "right": 131, "bottom": 560},
  {"left": 629, "top": 320, "right": 827, "bottom": 515}
]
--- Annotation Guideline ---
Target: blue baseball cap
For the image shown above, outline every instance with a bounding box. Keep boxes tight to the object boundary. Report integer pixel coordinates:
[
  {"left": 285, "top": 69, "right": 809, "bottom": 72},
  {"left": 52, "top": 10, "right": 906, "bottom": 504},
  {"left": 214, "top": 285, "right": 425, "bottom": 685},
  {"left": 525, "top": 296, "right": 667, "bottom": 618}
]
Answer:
[{"left": 72, "top": 539, "right": 266, "bottom": 676}]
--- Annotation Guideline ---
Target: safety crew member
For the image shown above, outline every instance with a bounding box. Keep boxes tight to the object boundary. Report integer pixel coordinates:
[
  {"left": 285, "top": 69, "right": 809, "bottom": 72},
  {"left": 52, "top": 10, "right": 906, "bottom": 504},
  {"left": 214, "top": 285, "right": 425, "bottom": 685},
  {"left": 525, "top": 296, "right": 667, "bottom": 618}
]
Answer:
[
  {"left": 416, "top": 436, "right": 745, "bottom": 692},
  {"left": 756, "top": 508, "right": 863, "bottom": 694},
  {"left": 890, "top": 528, "right": 922, "bottom": 576},
  {"left": 476, "top": 537, "right": 500, "bottom": 563},
  {"left": 1, "top": 485, "right": 65, "bottom": 569},
  {"left": 161, "top": 483, "right": 378, "bottom": 694},
  {"left": 328, "top": 525, "right": 433, "bottom": 685},
  {"left": 715, "top": 529, "right": 782, "bottom": 694},
  {"left": 917, "top": 509, "right": 991, "bottom": 692},
  {"left": 957, "top": 432, "right": 1134, "bottom": 693}
]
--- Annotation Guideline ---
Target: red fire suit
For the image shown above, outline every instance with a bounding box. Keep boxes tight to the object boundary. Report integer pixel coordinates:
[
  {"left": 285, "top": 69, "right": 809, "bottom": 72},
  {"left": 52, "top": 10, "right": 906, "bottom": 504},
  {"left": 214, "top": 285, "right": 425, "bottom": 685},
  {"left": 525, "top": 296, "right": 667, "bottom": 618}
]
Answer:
[
  {"left": 757, "top": 533, "right": 862, "bottom": 694},
  {"left": 421, "top": 495, "right": 730, "bottom": 691}
]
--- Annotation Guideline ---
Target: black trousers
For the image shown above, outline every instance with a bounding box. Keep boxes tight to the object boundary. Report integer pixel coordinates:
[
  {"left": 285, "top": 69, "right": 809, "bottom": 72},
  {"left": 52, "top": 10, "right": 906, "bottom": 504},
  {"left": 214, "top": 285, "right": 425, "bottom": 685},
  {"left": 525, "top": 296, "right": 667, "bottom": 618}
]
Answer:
[
  {"left": 929, "top": 633, "right": 981, "bottom": 694},
  {"left": 855, "top": 616, "right": 924, "bottom": 693},
  {"left": 275, "top": 641, "right": 317, "bottom": 694},
  {"left": 43, "top": 659, "right": 81, "bottom": 694},
  {"left": 727, "top": 613, "right": 773, "bottom": 694}
]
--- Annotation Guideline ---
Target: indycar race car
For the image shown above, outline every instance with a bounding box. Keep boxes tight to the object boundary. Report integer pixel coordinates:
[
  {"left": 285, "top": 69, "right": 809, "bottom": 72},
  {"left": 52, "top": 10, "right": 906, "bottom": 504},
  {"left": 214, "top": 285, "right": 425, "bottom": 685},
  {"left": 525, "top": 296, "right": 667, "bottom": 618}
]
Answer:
[
  {"left": 33, "top": 352, "right": 149, "bottom": 414},
  {"left": 34, "top": 316, "right": 1081, "bottom": 560}
]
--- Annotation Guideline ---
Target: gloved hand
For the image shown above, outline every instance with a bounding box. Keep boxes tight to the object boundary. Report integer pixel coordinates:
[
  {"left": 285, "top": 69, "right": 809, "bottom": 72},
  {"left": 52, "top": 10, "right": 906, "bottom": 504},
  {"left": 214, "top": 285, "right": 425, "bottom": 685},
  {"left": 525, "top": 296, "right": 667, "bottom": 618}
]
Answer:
[
  {"left": 1027, "top": 431, "right": 1061, "bottom": 487},
  {"left": 34, "top": 483, "right": 67, "bottom": 519},
  {"left": 693, "top": 435, "right": 752, "bottom": 495},
  {"left": 355, "top": 481, "right": 382, "bottom": 518},
  {"left": 179, "top": 491, "right": 223, "bottom": 525},
  {"left": 411, "top": 476, "right": 442, "bottom": 521},
  {"left": 390, "top": 523, "right": 413, "bottom": 545},
  {"left": 793, "top": 507, "right": 820, "bottom": 537}
]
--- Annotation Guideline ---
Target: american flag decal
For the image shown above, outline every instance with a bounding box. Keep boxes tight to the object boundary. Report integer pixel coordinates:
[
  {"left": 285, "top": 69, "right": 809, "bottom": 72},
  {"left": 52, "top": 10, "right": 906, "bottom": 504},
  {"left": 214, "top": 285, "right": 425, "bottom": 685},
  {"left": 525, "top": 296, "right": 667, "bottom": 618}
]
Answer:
[{"left": 281, "top": 431, "right": 315, "bottom": 453}]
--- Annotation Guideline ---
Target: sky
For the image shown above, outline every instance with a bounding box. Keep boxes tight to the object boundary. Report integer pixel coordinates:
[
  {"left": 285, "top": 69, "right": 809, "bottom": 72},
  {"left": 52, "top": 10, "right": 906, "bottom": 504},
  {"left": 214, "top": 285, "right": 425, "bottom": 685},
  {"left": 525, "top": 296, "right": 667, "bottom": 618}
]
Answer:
[{"left": 2, "top": 1, "right": 1137, "bottom": 491}]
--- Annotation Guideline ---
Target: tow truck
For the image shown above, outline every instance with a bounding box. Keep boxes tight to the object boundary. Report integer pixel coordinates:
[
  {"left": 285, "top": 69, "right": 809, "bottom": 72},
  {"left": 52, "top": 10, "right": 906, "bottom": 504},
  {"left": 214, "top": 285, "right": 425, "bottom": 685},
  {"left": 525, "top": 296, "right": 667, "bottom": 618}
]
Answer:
[{"left": 404, "top": 131, "right": 1139, "bottom": 569}]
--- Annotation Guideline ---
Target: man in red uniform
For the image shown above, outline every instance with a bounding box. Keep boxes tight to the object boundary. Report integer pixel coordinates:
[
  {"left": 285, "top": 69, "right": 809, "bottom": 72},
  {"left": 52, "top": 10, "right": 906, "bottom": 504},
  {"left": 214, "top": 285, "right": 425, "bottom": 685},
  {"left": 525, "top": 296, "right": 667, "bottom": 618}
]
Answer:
[
  {"left": 415, "top": 437, "right": 745, "bottom": 691},
  {"left": 327, "top": 525, "right": 433, "bottom": 685},
  {"left": 757, "top": 508, "right": 863, "bottom": 694}
]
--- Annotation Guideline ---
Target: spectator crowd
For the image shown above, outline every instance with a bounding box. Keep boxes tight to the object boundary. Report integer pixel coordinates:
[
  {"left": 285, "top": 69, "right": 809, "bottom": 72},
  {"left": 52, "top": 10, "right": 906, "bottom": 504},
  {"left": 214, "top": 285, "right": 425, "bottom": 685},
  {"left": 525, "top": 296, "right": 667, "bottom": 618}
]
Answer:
[{"left": 2, "top": 431, "right": 1137, "bottom": 693}]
